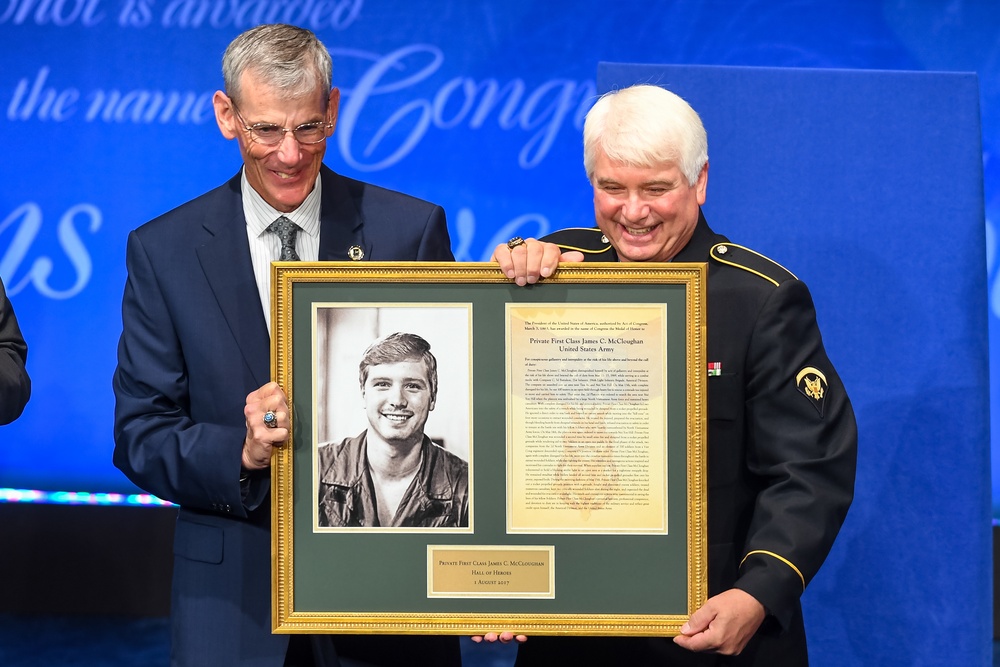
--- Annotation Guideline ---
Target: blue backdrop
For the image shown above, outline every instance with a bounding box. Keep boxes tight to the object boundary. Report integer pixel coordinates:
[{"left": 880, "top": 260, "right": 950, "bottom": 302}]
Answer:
[
  {"left": 1, "top": 2, "right": 994, "bottom": 665},
  {"left": 599, "top": 59, "right": 989, "bottom": 667}
]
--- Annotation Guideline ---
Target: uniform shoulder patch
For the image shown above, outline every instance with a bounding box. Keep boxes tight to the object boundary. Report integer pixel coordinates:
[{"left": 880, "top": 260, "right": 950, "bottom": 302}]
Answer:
[
  {"left": 710, "top": 243, "right": 797, "bottom": 287},
  {"left": 795, "top": 366, "right": 828, "bottom": 417},
  {"left": 543, "top": 228, "right": 616, "bottom": 258}
]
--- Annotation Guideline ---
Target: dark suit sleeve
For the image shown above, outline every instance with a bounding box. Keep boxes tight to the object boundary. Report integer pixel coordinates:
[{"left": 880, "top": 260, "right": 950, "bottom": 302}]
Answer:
[
  {"left": 0, "top": 278, "right": 30, "bottom": 425},
  {"left": 415, "top": 205, "right": 455, "bottom": 261},
  {"left": 112, "top": 231, "right": 247, "bottom": 514},
  {"left": 733, "top": 278, "right": 857, "bottom": 626}
]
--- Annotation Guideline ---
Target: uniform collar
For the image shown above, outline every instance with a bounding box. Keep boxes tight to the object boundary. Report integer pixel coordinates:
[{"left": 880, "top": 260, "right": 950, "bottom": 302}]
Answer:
[{"left": 671, "top": 209, "right": 723, "bottom": 262}]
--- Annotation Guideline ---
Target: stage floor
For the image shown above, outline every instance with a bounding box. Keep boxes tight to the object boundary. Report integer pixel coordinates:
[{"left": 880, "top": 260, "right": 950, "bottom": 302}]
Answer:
[
  {"left": 0, "top": 615, "right": 518, "bottom": 667},
  {"left": 0, "top": 615, "right": 996, "bottom": 666}
]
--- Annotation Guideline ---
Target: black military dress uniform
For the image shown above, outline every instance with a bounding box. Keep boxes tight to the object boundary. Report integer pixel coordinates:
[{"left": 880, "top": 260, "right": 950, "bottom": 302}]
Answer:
[{"left": 514, "top": 211, "right": 857, "bottom": 667}]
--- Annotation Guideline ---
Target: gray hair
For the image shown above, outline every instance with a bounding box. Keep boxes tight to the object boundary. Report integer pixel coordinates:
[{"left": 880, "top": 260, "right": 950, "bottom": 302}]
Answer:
[
  {"left": 359, "top": 332, "right": 438, "bottom": 401},
  {"left": 222, "top": 24, "right": 333, "bottom": 104},
  {"left": 583, "top": 84, "right": 708, "bottom": 186}
]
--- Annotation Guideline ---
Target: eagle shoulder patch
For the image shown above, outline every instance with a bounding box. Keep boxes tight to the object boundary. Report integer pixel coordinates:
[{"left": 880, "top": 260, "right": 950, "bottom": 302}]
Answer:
[{"left": 795, "top": 366, "right": 828, "bottom": 416}]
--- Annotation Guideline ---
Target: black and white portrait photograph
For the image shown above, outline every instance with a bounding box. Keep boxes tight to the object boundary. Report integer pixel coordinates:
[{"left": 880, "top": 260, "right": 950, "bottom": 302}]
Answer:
[{"left": 312, "top": 304, "right": 472, "bottom": 532}]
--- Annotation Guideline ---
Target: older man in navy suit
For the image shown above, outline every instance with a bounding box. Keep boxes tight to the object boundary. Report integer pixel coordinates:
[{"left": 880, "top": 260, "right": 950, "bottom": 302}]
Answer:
[{"left": 113, "top": 24, "right": 458, "bottom": 667}]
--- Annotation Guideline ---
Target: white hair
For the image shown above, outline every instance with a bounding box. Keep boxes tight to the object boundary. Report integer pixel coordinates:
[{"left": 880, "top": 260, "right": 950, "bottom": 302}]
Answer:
[{"left": 583, "top": 84, "right": 708, "bottom": 186}]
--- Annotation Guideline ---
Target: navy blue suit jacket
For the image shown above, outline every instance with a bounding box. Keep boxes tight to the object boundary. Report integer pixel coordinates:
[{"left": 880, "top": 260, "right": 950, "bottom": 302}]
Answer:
[{"left": 113, "top": 166, "right": 454, "bottom": 667}]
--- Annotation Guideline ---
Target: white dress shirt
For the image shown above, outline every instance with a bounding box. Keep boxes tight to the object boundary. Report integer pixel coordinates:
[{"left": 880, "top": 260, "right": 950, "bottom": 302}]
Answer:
[{"left": 242, "top": 170, "right": 322, "bottom": 332}]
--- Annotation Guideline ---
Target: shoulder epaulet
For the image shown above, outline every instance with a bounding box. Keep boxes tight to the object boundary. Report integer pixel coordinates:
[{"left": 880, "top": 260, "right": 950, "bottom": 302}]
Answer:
[
  {"left": 709, "top": 243, "right": 797, "bottom": 287},
  {"left": 543, "top": 227, "right": 615, "bottom": 257}
]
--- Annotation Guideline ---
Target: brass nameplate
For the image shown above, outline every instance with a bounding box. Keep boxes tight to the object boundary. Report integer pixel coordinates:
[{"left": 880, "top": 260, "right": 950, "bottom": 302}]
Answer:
[{"left": 427, "top": 545, "right": 555, "bottom": 599}]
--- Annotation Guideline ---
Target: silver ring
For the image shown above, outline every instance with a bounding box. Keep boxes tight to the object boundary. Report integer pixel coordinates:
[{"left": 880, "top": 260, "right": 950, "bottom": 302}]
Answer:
[
  {"left": 507, "top": 236, "right": 525, "bottom": 250},
  {"left": 263, "top": 411, "right": 277, "bottom": 428}
]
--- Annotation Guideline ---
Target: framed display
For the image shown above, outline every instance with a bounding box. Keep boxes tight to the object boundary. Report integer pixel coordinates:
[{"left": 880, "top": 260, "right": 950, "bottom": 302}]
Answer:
[{"left": 270, "top": 261, "right": 707, "bottom": 636}]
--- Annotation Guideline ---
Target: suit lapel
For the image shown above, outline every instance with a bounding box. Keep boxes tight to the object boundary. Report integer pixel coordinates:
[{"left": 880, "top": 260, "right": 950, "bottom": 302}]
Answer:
[
  {"left": 190, "top": 167, "right": 367, "bottom": 388},
  {"left": 195, "top": 173, "right": 270, "bottom": 387},
  {"left": 317, "top": 166, "right": 371, "bottom": 261}
]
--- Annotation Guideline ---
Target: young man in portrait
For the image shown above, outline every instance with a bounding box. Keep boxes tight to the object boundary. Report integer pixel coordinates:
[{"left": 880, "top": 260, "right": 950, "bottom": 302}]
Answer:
[{"left": 317, "top": 332, "right": 469, "bottom": 529}]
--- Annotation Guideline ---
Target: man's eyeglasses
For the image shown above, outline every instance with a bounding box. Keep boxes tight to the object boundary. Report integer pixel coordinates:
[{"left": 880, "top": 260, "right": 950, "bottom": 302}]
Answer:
[{"left": 232, "top": 102, "right": 332, "bottom": 146}]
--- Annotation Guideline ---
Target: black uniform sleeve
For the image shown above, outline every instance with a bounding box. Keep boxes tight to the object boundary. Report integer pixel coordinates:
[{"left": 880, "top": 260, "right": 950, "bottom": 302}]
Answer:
[{"left": 733, "top": 278, "right": 858, "bottom": 627}]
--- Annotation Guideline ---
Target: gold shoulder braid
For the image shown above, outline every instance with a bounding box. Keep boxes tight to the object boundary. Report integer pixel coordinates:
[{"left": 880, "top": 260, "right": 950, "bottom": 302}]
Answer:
[
  {"left": 710, "top": 243, "right": 797, "bottom": 287},
  {"left": 547, "top": 227, "right": 614, "bottom": 255}
]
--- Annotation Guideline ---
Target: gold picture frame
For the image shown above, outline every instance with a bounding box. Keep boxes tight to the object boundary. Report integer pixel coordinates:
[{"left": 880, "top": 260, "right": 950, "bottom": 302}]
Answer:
[{"left": 271, "top": 261, "right": 707, "bottom": 636}]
